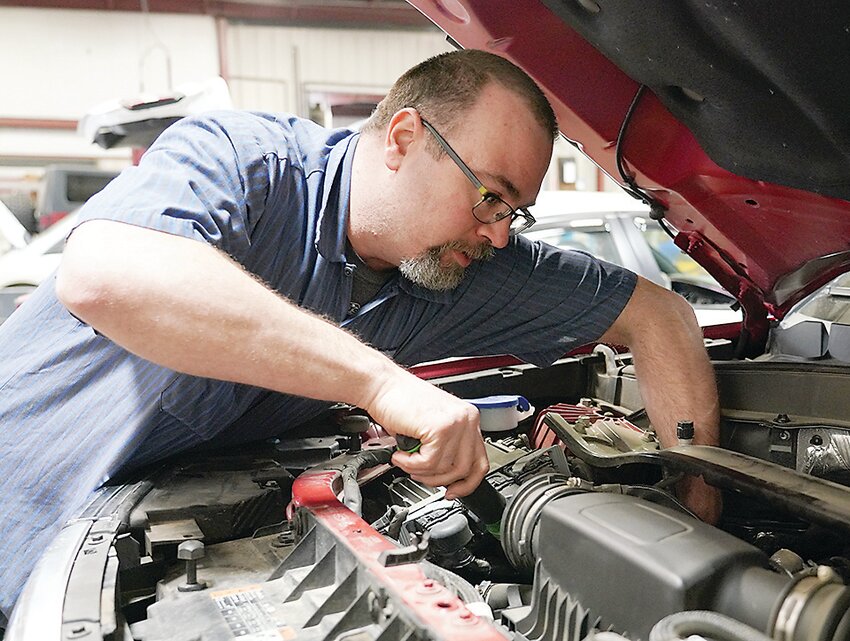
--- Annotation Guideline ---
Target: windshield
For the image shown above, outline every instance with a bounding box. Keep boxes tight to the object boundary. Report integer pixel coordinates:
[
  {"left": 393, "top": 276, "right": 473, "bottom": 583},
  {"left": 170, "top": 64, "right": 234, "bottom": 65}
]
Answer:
[
  {"left": 635, "top": 218, "right": 717, "bottom": 286},
  {"left": 524, "top": 215, "right": 720, "bottom": 286},
  {"left": 524, "top": 222, "right": 621, "bottom": 263}
]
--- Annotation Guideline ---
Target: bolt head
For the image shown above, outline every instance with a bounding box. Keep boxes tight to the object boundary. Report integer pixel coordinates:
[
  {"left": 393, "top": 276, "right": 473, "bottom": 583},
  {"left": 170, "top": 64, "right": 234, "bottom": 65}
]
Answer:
[
  {"left": 177, "top": 539, "right": 205, "bottom": 560},
  {"left": 178, "top": 579, "right": 208, "bottom": 592}
]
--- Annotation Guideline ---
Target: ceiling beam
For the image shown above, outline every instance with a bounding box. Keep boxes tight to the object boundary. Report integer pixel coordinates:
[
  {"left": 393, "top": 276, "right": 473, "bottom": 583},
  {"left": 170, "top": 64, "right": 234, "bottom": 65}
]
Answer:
[
  {"left": 0, "top": 0, "right": 433, "bottom": 27},
  {"left": 0, "top": 118, "right": 78, "bottom": 130}
]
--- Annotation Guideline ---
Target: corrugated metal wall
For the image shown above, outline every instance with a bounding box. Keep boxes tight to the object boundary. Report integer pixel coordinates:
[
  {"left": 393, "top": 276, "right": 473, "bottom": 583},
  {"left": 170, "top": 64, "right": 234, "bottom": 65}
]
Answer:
[
  {"left": 0, "top": 9, "right": 601, "bottom": 191},
  {"left": 0, "top": 8, "right": 219, "bottom": 120},
  {"left": 225, "top": 24, "right": 452, "bottom": 114}
]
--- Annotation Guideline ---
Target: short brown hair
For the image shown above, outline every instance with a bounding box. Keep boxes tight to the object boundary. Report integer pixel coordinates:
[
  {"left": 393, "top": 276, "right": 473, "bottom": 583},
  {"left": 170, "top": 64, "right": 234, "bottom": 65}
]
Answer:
[{"left": 362, "top": 49, "right": 558, "bottom": 149}]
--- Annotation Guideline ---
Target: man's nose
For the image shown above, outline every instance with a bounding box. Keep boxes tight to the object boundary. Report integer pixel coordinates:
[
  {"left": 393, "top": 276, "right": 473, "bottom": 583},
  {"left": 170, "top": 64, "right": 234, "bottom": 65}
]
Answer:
[{"left": 476, "top": 216, "right": 511, "bottom": 249}]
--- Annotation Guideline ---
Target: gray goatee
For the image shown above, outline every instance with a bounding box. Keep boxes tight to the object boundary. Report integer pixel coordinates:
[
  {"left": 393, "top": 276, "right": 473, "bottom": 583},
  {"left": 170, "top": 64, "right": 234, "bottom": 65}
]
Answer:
[{"left": 398, "top": 240, "right": 495, "bottom": 291}]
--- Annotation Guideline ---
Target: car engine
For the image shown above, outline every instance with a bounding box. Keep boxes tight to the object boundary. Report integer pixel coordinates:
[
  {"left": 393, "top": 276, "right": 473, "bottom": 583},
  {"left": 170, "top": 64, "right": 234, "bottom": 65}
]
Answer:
[{"left": 9, "top": 348, "right": 850, "bottom": 641}]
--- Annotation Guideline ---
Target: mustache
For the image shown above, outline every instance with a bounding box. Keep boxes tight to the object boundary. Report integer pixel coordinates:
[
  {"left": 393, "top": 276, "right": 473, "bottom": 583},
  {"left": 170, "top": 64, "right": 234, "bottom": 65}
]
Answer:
[{"left": 441, "top": 240, "right": 496, "bottom": 261}]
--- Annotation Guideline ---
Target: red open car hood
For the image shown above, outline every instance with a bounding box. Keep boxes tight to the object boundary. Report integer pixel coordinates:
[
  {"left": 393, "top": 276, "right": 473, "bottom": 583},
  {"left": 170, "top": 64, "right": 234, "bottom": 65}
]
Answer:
[{"left": 408, "top": 0, "right": 850, "bottom": 344}]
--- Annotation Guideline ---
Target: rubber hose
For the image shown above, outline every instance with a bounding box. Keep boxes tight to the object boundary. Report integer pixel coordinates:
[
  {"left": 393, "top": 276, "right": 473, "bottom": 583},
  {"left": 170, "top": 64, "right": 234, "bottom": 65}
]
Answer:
[
  {"left": 342, "top": 448, "right": 393, "bottom": 515},
  {"left": 650, "top": 611, "right": 775, "bottom": 641},
  {"left": 386, "top": 507, "right": 408, "bottom": 540},
  {"left": 482, "top": 583, "right": 533, "bottom": 611}
]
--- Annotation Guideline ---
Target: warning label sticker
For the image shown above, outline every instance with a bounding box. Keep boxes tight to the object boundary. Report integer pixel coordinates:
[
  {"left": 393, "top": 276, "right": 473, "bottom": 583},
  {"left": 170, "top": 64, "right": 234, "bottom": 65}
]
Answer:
[{"left": 211, "top": 586, "right": 295, "bottom": 640}]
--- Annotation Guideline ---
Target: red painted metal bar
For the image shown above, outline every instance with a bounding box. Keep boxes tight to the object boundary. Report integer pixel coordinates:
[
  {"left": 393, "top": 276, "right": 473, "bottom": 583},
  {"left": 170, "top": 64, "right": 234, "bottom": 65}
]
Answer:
[{"left": 290, "top": 467, "right": 507, "bottom": 640}]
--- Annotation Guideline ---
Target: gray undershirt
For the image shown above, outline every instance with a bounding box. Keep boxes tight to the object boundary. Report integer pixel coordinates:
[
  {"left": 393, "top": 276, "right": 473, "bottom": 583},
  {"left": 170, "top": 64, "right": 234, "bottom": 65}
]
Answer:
[{"left": 347, "top": 243, "right": 395, "bottom": 316}]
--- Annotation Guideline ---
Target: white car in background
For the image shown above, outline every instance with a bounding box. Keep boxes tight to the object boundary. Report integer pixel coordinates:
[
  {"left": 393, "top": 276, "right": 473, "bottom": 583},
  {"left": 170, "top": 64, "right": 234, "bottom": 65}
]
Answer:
[
  {"left": 0, "top": 210, "right": 77, "bottom": 322},
  {"left": 0, "top": 199, "right": 31, "bottom": 256},
  {"left": 0, "top": 200, "right": 36, "bottom": 321},
  {"left": 524, "top": 191, "right": 741, "bottom": 326}
]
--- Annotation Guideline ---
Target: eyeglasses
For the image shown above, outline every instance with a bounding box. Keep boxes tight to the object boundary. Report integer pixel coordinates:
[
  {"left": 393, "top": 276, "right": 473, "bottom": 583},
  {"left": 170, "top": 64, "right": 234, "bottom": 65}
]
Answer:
[{"left": 419, "top": 117, "right": 536, "bottom": 236}]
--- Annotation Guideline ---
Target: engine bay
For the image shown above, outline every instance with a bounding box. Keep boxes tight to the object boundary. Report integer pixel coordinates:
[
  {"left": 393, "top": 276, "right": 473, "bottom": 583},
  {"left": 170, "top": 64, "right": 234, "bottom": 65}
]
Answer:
[{"left": 17, "top": 346, "right": 850, "bottom": 641}]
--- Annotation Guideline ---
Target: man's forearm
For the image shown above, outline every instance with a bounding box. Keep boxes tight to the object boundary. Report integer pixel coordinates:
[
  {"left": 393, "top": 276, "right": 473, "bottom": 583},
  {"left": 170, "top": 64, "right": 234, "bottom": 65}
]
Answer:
[
  {"left": 628, "top": 319, "right": 720, "bottom": 448},
  {"left": 56, "top": 219, "right": 491, "bottom": 497},
  {"left": 599, "top": 276, "right": 720, "bottom": 448},
  {"left": 599, "top": 276, "right": 721, "bottom": 522},
  {"left": 56, "top": 220, "right": 396, "bottom": 409}
]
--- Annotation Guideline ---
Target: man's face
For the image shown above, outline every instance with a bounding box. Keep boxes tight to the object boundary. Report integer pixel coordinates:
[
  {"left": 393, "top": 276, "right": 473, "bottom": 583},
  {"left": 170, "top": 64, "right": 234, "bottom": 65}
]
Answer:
[
  {"left": 399, "top": 240, "right": 495, "bottom": 291},
  {"left": 389, "top": 84, "right": 553, "bottom": 290}
]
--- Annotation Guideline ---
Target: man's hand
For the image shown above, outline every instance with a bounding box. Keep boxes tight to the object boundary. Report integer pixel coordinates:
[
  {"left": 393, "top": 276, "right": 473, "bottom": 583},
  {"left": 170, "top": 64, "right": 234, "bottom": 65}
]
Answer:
[
  {"left": 365, "top": 372, "right": 489, "bottom": 499},
  {"left": 678, "top": 474, "right": 722, "bottom": 524}
]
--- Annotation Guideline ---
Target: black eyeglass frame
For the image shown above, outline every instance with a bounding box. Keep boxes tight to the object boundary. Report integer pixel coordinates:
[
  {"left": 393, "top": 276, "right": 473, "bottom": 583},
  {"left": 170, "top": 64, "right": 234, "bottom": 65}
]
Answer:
[{"left": 418, "top": 117, "right": 536, "bottom": 236}]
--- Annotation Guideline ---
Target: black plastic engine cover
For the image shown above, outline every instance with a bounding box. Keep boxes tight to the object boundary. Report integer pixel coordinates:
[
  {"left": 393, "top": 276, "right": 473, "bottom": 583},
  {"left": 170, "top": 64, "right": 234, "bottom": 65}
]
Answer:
[{"left": 537, "top": 492, "right": 770, "bottom": 639}]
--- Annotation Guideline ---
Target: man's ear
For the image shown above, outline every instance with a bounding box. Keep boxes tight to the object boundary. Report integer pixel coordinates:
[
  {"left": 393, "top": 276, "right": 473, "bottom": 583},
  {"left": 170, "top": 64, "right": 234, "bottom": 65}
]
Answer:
[{"left": 384, "top": 109, "right": 419, "bottom": 171}]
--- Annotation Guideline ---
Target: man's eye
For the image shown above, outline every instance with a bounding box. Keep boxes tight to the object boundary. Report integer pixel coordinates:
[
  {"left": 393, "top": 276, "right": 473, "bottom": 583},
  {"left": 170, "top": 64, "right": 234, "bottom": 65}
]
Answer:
[{"left": 483, "top": 193, "right": 501, "bottom": 205}]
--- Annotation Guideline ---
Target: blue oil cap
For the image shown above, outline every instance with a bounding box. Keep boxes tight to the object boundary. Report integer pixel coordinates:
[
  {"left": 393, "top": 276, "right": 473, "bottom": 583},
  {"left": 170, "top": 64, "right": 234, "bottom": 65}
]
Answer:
[
  {"left": 467, "top": 395, "right": 531, "bottom": 411},
  {"left": 465, "top": 395, "right": 534, "bottom": 432}
]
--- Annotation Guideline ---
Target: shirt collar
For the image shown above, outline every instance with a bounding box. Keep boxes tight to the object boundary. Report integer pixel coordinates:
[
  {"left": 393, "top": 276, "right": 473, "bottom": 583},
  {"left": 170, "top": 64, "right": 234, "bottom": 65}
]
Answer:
[{"left": 315, "top": 131, "right": 359, "bottom": 263}]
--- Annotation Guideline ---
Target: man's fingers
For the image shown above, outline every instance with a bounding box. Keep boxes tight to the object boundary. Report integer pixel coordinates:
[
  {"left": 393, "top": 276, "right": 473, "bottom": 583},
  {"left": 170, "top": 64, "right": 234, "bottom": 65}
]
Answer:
[
  {"left": 401, "top": 451, "right": 465, "bottom": 487},
  {"left": 411, "top": 470, "right": 464, "bottom": 488},
  {"left": 444, "top": 463, "right": 489, "bottom": 499},
  {"left": 369, "top": 374, "right": 490, "bottom": 494},
  {"left": 392, "top": 448, "right": 455, "bottom": 475},
  {"left": 393, "top": 427, "right": 482, "bottom": 475},
  {"left": 407, "top": 449, "right": 489, "bottom": 497}
]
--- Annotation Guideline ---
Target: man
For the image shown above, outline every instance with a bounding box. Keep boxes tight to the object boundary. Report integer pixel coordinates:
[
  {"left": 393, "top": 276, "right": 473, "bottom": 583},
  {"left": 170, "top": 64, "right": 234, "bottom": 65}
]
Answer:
[{"left": 0, "top": 50, "right": 719, "bottom": 624}]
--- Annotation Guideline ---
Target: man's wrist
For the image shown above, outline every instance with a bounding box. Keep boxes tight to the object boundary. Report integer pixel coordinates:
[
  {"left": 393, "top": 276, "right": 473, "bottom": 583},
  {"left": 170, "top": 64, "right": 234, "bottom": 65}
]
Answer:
[{"left": 352, "top": 350, "right": 406, "bottom": 413}]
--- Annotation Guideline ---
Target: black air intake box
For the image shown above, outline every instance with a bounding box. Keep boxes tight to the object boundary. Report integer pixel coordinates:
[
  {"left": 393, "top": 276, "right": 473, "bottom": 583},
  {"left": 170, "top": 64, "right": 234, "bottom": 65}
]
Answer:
[{"left": 537, "top": 492, "right": 782, "bottom": 639}]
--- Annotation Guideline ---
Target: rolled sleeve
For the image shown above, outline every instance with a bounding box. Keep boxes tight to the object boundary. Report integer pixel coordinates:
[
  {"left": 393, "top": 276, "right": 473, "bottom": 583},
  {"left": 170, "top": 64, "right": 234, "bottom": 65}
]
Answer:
[{"left": 507, "top": 243, "right": 637, "bottom": 365}]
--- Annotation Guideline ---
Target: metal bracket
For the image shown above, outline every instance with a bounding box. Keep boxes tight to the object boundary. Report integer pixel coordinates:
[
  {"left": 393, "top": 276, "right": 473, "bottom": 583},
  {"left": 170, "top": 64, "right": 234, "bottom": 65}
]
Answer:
[{"left": 378, "top": 531, "right": 430, "bottom": 567}]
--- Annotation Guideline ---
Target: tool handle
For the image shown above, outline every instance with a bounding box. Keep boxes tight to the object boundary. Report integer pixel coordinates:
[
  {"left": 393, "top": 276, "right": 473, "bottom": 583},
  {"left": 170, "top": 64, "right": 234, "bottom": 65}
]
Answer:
[
  {"left": 395, "top": 435, "right": 422, "bottom": 453},
  {"left": 458, "top": 479, "right": 506, "bottom": 533}
]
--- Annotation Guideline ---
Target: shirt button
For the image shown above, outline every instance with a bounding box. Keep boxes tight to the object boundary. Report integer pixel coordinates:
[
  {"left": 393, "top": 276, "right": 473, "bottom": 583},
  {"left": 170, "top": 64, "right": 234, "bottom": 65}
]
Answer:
[
  {"left": 343, "top": 264, "right": 355, "bottom": 277},
  {"left": 348, "top": 302, "right": 361, "bottom": 316}
]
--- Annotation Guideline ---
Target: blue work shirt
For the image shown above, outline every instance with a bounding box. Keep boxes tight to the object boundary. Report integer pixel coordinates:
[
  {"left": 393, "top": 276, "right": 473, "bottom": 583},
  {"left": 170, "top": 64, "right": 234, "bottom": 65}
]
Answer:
[{"left": 0, "top": 111, "right": 636, "bottom": 620}]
